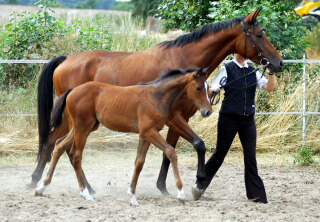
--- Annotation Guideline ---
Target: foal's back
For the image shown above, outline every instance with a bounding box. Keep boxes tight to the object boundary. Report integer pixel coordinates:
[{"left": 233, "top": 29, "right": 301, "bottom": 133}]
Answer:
[{"left": 66, "top": 81, "right": 159, "bottom": 134}]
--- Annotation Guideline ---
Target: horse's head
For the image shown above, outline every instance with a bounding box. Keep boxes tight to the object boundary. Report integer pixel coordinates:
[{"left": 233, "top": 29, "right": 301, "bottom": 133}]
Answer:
[
  {"left": 187, "top": 67, "right": 213, "bottom": 118},
  {"left": 237, "top": 8, "right": 284, "bottom": 73}
]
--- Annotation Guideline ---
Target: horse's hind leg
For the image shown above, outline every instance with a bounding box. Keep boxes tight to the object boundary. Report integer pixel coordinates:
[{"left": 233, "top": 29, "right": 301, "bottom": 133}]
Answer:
[
  {"left": 156, "top": 128, "right": 179, "bottom": 196},
  {"left": 35, "top": 130, "right": 74, "bottom": 196},
  {"left": 65, "top": 148, "right": 95, "bottom": 195},
  {"left": 127, "top": 136, "right": 151, "bottom": 206},
  {"left": 30, "top": 117, "right": 95, "bottom": 195},
  {"left": 72, "top": 130, "right": 94, "bottom": 201}
]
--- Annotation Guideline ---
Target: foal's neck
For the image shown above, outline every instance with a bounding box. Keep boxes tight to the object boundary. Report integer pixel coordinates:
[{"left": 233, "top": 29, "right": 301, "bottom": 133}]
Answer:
[{"left": 154, "top": 75, "right": 189, "bottom": 110}]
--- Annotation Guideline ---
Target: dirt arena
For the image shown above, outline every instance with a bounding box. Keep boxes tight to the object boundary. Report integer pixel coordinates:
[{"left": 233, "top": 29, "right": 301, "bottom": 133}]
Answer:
[{"left": 0, "top": 141, "right": 319, "bottom": 222}]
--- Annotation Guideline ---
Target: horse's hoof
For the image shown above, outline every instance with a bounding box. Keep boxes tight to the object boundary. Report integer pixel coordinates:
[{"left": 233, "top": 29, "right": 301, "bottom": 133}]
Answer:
[
  {"left": 160, "top": 189, "right": 170, "bottom": 196},
  {"left": 27, "top": 181, "right": 38, "bottom": 189},
  {"left": 156, "top": 182, "right": 170, "bottom": 196},
  {"left": 178, "top": 198, "right": 186, "bottom": 205},
  {"left": 191, "top": 184, "right": 204, "bottom": 201}
]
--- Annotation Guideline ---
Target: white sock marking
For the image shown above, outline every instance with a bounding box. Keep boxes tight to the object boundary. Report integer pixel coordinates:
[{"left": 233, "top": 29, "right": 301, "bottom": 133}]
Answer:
[
  {"left": 80, "top": 187, "right": 94, "bottom": 201},
  {"left": 127, "top": 187, "right": 139, "bottom": 206},
  {"left": 35, "top": 181, "right": 47, "bottom": 195},
  {"left": 177, "top": 188, "right": 185, "bottom": 199}
]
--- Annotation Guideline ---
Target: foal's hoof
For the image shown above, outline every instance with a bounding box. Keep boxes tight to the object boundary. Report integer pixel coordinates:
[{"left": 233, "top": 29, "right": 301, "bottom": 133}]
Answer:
[
  {"left": 191, "top": 184, "right": 204, "bottom": 201},
  {"left": 177, "top": 189, "right": 186, "bottom": 205},
  {"left": 34, "top": 190, "right": 43, "bottom": 196},
  {"left": 80, "top": 188, "right": 95, "bottom": 201},
  {"left": 35, "top": 182, "right": 46, "bottom": 197},
  {"left": 178, "top": 198, "right": 186, "bottom": 205}
]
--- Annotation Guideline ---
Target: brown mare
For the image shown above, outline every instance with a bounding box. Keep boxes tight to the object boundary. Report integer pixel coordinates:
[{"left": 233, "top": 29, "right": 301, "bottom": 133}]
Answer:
[
  {"left": 32, "top": 9, "right": 284, "bottom": 197},
  {"left": 35, "top": 68, "right": 212, "bottom": 205}
]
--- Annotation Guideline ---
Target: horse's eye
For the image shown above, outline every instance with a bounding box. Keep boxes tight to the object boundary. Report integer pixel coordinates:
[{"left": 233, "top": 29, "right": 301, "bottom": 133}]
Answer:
[
  {"left": 256, "top": 33, "right": 263, "bottom": 38},
  {"left": 196, "top": 87, "right": 202, "bottom": 91}
]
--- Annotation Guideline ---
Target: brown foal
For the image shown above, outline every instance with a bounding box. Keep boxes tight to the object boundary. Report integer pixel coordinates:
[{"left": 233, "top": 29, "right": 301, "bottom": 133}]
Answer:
[{"left": 35, "top": 68, "right": 212, "bottom": 205}]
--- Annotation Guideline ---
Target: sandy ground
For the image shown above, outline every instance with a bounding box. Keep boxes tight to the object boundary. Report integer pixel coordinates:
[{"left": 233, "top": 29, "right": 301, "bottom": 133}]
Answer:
[{"left": 0, "top": 146, "right": 319, "bottom": 222}]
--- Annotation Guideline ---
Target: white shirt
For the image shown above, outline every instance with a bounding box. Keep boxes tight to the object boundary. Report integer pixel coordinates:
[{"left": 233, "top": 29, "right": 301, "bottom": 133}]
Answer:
[{"left": 212, "top": 59, "right": 268, "bottom": 91}]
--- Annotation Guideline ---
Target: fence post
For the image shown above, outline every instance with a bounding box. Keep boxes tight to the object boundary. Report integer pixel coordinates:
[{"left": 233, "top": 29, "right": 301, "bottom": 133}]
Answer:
[{"left": 302, "top": 55, "right": 307, "bottom": 147}]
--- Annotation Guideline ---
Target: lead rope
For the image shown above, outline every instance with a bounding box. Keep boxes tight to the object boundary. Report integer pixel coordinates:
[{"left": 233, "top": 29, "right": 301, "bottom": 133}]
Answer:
[{"left": 210, "top": 64, "right": 268, "bottom": 105}]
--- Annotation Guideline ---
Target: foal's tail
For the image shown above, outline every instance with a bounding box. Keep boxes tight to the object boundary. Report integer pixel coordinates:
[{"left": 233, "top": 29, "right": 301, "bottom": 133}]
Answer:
[
  {"left": 51, "top": 89, "right": 73, "bottom": 129},
  {"left": 37, "top": 56, "right": 67, "bottom": 160}
]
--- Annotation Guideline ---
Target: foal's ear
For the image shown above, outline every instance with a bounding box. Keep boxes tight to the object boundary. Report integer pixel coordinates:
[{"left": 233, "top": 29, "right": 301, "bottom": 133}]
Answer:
[
  {"left": 244, "top": 8, "right": 262, "bottom": 26},
  {"left": 194, "top": 67, "right": 204, "bottom": 78}
]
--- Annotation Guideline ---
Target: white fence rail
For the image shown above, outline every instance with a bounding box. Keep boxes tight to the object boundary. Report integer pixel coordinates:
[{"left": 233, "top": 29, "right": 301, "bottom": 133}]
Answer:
[{"left": 1, "top": 58, "right": 320, "bottom": 146}]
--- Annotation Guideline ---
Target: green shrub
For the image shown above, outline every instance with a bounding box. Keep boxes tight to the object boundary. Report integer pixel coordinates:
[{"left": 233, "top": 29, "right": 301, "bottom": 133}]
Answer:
[
  {"left": 0, "top": 0, "right": 112, "bottom": 88},
  {"left": 294, "top": 146, "right": 315, "bottom": 165}
]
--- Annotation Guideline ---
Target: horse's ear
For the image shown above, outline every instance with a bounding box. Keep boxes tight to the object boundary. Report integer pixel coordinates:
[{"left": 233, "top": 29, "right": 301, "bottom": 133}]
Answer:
[
  {"left": 202, "top": 65, "right": 212, "bottom": 77},
  {"left": 244, "top": 8, "right": 262, "bottom": 26}
]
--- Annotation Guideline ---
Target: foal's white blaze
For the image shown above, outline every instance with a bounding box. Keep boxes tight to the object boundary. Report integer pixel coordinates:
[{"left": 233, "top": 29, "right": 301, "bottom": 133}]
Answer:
[
  {"left": 205, "top": 82, "right": 210, "bottom": 103},
  {"left": 35, "top": 181, "right": 47, "bottom": 195},
  {"left": 80, "top": 187, "right": 94, "bottom": 201},
  {"left": 127, "top": 187, "right": 139, "bottom": 206},
  {"left": 177, "top": 188, "right": 185, "bottom": 200}
]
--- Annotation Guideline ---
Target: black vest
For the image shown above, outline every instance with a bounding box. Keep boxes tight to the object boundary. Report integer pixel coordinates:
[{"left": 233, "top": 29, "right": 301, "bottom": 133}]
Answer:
[{"left": 220, "top": 61, "right": 257, "bottom": 115}]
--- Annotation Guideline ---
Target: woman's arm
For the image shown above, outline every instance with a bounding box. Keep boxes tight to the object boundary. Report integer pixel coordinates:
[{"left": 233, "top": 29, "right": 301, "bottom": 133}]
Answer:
[{"left": 262, "top": 73, "right": 276, "bottom": 92}]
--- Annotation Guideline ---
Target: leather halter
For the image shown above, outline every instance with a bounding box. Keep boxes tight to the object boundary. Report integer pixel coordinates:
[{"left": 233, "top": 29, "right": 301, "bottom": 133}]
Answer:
[
  {"left": 241, "top": 21, "right": 269, "bottom": 67},
  {"left": 209, "top": 20, "right": 270, "bottom": 105}
]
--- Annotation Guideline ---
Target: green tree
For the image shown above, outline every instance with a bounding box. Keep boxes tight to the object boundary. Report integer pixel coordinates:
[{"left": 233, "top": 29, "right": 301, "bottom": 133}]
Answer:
[
  {"left": 157, "top": 0, "right": 308, "bottom": 59},
  {"left": 0, "top": 0, "right": 112, "bottom": 87},
  {"left": 75, "top": 0, "right": 100, "bottom": 9},
  {"left": 112, "top": 1, "right": 134, "bottom": 11},
  {"left": 7, "top": 0, "right": 19, "bottom": 4},
  {"left": 131, "top": 0, "right": 162, "bottom": 20}
]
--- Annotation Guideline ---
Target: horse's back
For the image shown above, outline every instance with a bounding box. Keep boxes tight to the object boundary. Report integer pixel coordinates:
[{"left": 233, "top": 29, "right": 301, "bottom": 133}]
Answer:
[
  {"left": 53, "top": 47, "right": 173, "bottom": 95},
  {"left": 53, "top": 50, "right": 134, "bottom": 95}
]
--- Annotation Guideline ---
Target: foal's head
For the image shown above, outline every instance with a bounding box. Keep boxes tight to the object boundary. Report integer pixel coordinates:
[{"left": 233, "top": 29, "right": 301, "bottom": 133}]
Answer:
[{"left": 186, "top": 67, "right": 213, "bottom": 117}]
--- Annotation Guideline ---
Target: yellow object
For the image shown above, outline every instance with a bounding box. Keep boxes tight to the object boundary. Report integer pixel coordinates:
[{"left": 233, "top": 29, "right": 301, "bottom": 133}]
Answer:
[{"left": 295, "top": 1, "right": 320, "bottom": 17}]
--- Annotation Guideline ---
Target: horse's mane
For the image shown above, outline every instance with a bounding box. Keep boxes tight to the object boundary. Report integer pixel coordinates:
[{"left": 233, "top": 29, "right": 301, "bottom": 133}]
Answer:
[
  {"left": 159, "top": 17, "right": 245, "bottom": 49},
  {"left": 139, "top": 68, "right": 198, "bottom": 85}
]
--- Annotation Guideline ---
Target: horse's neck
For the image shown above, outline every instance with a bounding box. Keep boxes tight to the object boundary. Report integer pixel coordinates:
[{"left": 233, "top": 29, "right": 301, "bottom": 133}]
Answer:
[{"left": 154, "top": 28, "right": 240, "bottom": 72}]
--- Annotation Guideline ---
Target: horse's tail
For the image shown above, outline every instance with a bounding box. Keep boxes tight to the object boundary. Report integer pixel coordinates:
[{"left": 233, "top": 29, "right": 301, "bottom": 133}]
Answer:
[
  {"left": 51, "top": 89, "right": 73, "bottom": 129},
  {"left": 37, "top": 56, "right": 67, "bottom": 160}
]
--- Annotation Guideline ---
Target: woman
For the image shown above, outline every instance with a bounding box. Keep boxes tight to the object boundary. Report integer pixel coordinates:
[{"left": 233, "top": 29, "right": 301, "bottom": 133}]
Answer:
[{"left": 194, "top": 54, "right": 275, "bottom": 203}]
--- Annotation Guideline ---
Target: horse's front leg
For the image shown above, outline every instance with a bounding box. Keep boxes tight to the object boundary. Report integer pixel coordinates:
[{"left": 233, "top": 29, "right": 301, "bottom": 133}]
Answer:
[
  {"left": 142, "top": 128, "right": 185, "bottom": 204},
  {"left": 157, "top": 112, "right": 207, "bottom": 195}
]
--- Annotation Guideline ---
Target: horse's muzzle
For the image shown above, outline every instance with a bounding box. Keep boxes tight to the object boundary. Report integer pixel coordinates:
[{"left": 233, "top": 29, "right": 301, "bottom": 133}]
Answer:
[
  {"left": 268, "top": 59, "right": 284, "bottom": 73},
  {"left": 201, "top": 109, "right": 212, "bottom": 118}
]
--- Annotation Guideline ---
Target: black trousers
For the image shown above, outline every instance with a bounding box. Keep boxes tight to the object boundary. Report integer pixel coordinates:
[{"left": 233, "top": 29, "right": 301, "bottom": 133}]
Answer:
[{"left": 201, "top": 114, "right": 268, "bottom": 203}]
